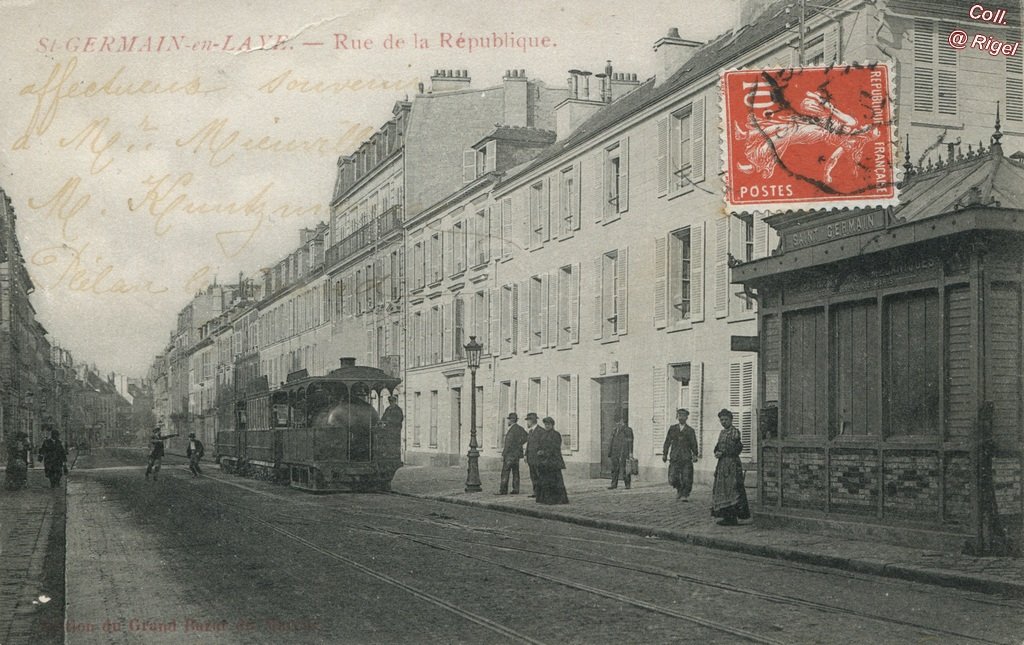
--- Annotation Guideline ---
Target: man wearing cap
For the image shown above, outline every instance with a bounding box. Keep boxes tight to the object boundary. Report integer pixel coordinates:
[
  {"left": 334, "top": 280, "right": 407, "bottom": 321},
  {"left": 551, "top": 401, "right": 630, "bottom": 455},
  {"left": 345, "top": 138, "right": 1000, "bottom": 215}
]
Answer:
[
  {"left": 663, "top": 408, "right": 699, "bottom": 500},
  {"left": 523, "top": 412, "right": 543, "bottom": 497},
  {"left": 186, "top": 432, "right": 205, "bottom": 478},
  {"left": 711, "top": 408, "right": 750, "bottom": 525},
  {"left": 498, "top": 412, "right": 528, "bottom": 495},
  {"left": 381, "top": 395, "right": 404, "bottom": 431},
  {"left": 607, "top": 414, "right": 634, "bottom": 490}
]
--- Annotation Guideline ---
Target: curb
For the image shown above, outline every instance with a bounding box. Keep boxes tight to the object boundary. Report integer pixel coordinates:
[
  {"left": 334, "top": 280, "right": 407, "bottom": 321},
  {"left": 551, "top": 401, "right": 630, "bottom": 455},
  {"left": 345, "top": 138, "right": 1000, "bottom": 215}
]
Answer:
[{"left": 395, "top": 490, "right": 1024, "bottom": 598}]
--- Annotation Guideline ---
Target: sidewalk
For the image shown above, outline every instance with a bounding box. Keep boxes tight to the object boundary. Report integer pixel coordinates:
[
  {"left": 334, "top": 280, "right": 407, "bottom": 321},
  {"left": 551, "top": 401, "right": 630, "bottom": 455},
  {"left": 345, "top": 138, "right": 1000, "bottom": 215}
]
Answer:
[
  {"left": 0, "top": 469, "right": 66, "bottom": 645},
  {"left": 391, "top": 464, "right": 1024, "bottom": 598}
]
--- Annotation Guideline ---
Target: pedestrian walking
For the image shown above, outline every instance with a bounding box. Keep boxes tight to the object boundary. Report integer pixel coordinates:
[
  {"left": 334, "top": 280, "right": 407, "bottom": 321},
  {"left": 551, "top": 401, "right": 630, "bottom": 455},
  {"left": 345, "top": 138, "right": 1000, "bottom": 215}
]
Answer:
[
  {"left": 4, "top": 431, "right": 29, "bottom": 491},
  {"left": 663, "top": 409, "right": 699, "bottom": 500},
  {"left": 187, "top": 432, "right": 205, "bottom": 477},
  {"left": 524, "top": 412, "right": 543, "bottom": 497},
  {"left": 534, "top": 417, "right": 569, "bottom": 505},
  {"left": 607, "top": 414, "right": 634, "bottom": 490},
  {"left": 145, "top": 427, "right": 177, "bottom": 480},
  {"left": 497, "top": 413, "right": 528, "bottom": 495},
  {"left": 38, "top": 427, "right": 68, "bottom": 488},
  {"left": 710, "top": 409, "right": 751, "bottom": 526}
]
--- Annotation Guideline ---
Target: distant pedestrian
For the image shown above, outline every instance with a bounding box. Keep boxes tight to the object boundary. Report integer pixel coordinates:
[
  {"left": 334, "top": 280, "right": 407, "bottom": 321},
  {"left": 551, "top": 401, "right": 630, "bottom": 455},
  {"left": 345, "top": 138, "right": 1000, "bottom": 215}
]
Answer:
[
  {"left": 145, "top": 427, "right": 177, "bottom": 480},
  {"left": 381, "top": 395, "right": 404, "bottom": 431},
  {"left": 607, "top": 414, "right": 634, "bottom": 490},
  {"left": 711, "top": 409, "right": 750, "bottom": 526},
  {"left": 187, "top": 432, "right": 205, "bottom": 477},
  {"left": 663, "top": 409, "right": 699, "bottom": 500},
  {"left": 4, "top": 431, "right": 29, "bottom": 491},
  {"left": 38, "top": 427, "right": 68, "bottom": 488},
  {"left": 498, "top": 413, "right": 528, "bottom": 495},
  {"left": 534, "top": 417, "right": 568, "bottom": 505},
  {"left": 524, "top": 413, "right": 543, "bottom": 497}
]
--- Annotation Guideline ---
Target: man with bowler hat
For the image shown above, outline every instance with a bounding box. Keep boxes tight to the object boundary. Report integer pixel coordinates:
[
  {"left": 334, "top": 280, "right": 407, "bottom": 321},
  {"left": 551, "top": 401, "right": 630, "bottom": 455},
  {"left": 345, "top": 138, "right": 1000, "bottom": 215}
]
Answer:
[{"left": 498, "top": 412, "right": 528, "bottom": 494}]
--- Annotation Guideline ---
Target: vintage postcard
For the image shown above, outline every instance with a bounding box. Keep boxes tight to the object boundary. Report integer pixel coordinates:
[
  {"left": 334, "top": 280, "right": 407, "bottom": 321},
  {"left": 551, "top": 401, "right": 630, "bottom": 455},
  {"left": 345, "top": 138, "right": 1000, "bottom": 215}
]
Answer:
[{"left": 1, "top": 1, "right": 1023, "bottom": 643}]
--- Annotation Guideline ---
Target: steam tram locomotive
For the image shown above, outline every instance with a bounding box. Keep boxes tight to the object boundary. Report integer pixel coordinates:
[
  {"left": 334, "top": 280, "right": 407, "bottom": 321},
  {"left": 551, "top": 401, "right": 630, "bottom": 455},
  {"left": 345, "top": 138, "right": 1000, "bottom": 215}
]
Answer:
[{"left": 215, "top": 358, "right": 403, "bottom": 492}]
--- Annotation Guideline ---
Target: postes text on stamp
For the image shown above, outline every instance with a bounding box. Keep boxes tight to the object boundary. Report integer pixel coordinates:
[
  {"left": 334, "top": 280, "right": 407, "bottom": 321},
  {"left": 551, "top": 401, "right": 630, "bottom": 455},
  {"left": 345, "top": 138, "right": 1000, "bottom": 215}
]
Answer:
[{"left": 722, "top": 64, "right": 896, "bottom": 213}]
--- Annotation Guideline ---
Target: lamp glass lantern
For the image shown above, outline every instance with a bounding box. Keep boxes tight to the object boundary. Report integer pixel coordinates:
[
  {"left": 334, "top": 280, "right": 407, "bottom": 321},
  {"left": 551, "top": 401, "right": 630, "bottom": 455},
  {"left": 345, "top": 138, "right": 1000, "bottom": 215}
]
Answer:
[{"left": 464, "top": 336, "right": 482, "bottom": 371}]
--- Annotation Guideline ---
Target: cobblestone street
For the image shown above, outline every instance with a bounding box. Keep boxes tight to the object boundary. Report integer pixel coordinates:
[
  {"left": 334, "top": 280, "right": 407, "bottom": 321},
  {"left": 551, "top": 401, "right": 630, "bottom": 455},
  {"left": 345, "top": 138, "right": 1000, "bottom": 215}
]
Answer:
[{"left": 4, "top": 450, "right": 1023, "bottom": 644}]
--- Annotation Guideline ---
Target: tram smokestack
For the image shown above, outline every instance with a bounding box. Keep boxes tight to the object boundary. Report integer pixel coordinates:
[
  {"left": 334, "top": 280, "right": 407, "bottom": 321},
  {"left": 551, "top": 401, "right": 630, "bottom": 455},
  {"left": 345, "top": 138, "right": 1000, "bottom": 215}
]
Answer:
[{"left": 339, "top": 357, "right": 357, "bottom": 367}]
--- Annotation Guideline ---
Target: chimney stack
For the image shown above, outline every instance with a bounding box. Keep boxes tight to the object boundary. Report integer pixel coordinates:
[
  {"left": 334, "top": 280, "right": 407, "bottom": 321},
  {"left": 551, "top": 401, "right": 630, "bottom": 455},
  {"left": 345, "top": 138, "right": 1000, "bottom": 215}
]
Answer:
[
  {"left": 653, "top": 28, "right": 702, "bottom": 87},
  {"left": 430, "top": 69, "right": 472, "bottom": 93}
]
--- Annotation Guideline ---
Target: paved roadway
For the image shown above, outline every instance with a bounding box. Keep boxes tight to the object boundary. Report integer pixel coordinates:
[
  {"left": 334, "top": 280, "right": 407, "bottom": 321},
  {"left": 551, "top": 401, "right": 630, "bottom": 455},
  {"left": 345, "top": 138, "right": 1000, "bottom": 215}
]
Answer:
[{"left": 64, "top": 450, "right": 1024, "bottom": 644}]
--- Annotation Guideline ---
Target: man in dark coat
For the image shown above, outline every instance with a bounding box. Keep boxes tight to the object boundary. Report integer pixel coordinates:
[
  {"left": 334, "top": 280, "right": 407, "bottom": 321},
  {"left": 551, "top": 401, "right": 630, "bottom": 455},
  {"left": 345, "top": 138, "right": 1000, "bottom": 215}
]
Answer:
[
  {"left": 381, "top": 395, "right": 404, "bottom": 431},
  {"left": 186, "top": 432, "right": 205, "bottom": 477},
  {"left": 607, "top": 414, "right": 634, "bottom": 490},
  {"left": 498, "top": 412, "right": 528, "bottom": 495},
  {"left": 523, "top": 412, "right": 543, "bottom": 497},
  {"left": 663, "top": 408, "right": 699, "bottom": 500},
  {"left": 38, "top": 427, "right": 68, "bottom": 488},
  {"left": 145, "top": 426, "right": 177, "bottom": 480}
]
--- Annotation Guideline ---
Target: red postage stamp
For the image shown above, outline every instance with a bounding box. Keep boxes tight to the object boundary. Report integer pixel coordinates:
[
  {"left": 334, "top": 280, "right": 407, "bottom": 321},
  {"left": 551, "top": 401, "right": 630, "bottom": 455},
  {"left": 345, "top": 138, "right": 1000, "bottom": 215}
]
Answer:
[{"left": 722, "top": 64, "right": 896, "bottom": 213}]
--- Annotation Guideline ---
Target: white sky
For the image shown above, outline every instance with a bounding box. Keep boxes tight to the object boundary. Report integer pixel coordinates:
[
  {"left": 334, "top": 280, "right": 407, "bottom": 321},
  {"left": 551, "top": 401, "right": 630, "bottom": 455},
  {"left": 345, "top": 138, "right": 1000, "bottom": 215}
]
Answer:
[{"left": 0, "top": 0, "right": 739, "bottom": 376}]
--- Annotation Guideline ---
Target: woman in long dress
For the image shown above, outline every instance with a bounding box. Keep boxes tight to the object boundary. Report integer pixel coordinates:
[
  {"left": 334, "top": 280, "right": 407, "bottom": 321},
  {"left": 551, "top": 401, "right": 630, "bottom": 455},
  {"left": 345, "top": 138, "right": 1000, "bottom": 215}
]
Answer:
[
  {"left": 534, "top": 417, "right": 569, "bottom": 505},
  {"left": 711, "top": 409, "right": 750, "bottom": 525}
]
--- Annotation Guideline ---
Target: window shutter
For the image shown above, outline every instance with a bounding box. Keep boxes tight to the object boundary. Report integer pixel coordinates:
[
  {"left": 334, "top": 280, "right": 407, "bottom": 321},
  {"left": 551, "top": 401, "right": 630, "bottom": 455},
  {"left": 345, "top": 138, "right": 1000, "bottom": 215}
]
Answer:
[
  {"left": 518, "top": 280, "right": 530, "bottom": 354},
  {"left": 569, "top": 374, "right": 579, "bottom": 451},
  {"left": 618, "top": 137, "right": 629, "bottom": 212},
  {"left": 541, "top": 376, "right": 550, "bottom": 419},
  {"left": 592, "top": 255, "right": 604, "bottom": 340},
  {"left": 538, "top": 276, "right": 549, "bottom": 350},
  {"left": 546, "top": 274, "right": 558, "bottom": 348},
  {"left": 542, "top": 178, "right": 551, "bottom": 242},
  {"left": 490, "top": 288, "right": 501, "bottom": 357},
  {"left": 551, "top": 172, "right": 563, "bottom": 237},
  {"left": 656, "top": 116, "right": 669, "bottom": 196},
  {"left": 570, "top": 263, "right": 581, "bottom": 344},
  {"left": 823, "top": 24, "right": 840, "bottom": 64},
  {"left": 501, "top": 197, "right": 513, "bottom": 258},
  {"left": 518, "top": 194, "right": 531, "bottom": 251},
  {"left": 595, "top": 151, "right": 605, "bottom": 222},
  {"left": 615, "top": 246, "right": 628, "bottom": 335},
  {"left": 691, "top": 96, "right": 706, "bottom": 184},
  {"left": 573, "top": 162, "right": 582, "bottom": 230},
  {"left": 444, "top": 303, "right": 454, "bottom": 362},
  {"left": 730, "top": 361, "right": 754, "bottom": 456},
  {"left": 753, "top": 211, "right": 769, "bottom": 259},
  {"left": 652, "top": 365, "right": 667, "bottom": 455},
  {"left": 485, "top": 141, "right": 497, "bottom": 173},
  {"left": 366, "top": 328, "right": 374, "bottom": 367},
  {"left": 1007, "top": 34, "right": 1023, "bottom": 122},
  {"left": 445, "top": 228, "right": 455, "bottom": 278},
  {"left": 486, "top": 206, "right": 497, "bottom": 262},
  {"left": 463, "top": 149, "right": 476, "bottom": 183},
  {"left": 914, "top": 20, "right": 935, "bottom": 112},
  {"left": 690, "top": 362, "right": 704, "bottom": 454},
  {"left": 715, "top": 217, "right": 730, "bottom": 318},
  {"left": 511, "top": 380, "right": 518, "bottom": 418},
  {"left": 690, "top": 222, "right": 705, "bottom": 322},
  {"left": 937, "top": 22, "right": 957, "bottom": 115},
  {"left": 654, "top": 235, "right": 668, "bottom": 329}
]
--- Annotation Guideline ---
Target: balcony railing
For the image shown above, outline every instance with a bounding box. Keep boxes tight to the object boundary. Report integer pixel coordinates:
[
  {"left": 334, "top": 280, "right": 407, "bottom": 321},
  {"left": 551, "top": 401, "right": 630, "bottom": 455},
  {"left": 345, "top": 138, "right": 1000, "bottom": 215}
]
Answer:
[{"left": 325, "top": 204, "right": 404, "bottom": 270}]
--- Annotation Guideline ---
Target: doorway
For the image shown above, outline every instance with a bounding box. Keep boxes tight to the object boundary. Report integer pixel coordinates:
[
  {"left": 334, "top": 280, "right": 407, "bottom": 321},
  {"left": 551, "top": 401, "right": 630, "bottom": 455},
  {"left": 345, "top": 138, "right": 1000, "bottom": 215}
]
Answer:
[
  {"left": 450, "top": 387, "right": 462, "bottom": 460},
  {"left": 598, "top": 375, "right": 629, "bottom": 477}
]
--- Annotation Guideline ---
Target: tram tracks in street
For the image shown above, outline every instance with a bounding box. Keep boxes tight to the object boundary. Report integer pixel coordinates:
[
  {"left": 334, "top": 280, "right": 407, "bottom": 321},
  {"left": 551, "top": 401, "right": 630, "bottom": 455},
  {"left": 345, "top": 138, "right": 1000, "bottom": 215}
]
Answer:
[{"left": 179, "top": 474, "right": 1020, "bottom": 645}]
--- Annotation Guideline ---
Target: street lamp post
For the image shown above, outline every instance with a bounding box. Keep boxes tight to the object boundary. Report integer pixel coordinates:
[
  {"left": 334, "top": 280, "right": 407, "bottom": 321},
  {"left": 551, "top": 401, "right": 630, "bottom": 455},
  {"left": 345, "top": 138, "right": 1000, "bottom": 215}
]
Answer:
[{"left": 464, "top": 336, "right": 483, "bottom": 493}]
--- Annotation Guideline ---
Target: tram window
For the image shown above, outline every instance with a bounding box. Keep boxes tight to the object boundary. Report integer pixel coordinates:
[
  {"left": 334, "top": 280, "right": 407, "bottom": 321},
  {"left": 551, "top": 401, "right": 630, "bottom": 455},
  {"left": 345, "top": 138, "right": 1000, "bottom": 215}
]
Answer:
[{"left": 272, "top": 404, "right": 290, "bottom": 428}]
